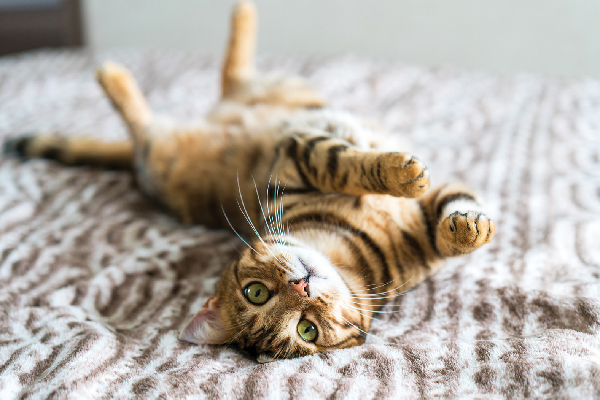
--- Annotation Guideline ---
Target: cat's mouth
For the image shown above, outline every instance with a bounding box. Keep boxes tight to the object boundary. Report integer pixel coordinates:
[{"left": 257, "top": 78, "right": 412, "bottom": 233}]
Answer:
[
  {"left": 289, "top": 257, "right": 320, "bottom": 297},
  {"left": 282, "top": 250, "right": 347, "bottom": 299},
  {"left": 298, "top": 257, "right": 321, "bottom": 279}
]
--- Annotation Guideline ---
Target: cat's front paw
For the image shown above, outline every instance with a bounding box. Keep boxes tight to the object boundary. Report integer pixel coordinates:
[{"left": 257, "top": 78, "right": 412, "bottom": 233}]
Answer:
[
  {"left": 438, "top": 211, "right": 495, "bottom": 255},
  {"left": 385, "top": 153, "right": 430, "bottom": 198}
]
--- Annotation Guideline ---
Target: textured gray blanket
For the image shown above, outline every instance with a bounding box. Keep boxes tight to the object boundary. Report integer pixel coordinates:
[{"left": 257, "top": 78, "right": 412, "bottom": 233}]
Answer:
[{"left": 1, "top": 50, "right": 599, "bottom": 399}]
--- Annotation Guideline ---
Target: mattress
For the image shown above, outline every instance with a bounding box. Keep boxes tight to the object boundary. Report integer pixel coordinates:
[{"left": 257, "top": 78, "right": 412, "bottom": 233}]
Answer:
[{"left": 0, "top": 49, "right": 599, "bottom": 399}]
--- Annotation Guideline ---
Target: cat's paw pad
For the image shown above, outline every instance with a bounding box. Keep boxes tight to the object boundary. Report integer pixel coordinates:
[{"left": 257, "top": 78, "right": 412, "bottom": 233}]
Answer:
[
  {"left": 386, "top": 154, "right": 430, "bottom": 198},
  {"left": 440, "top": 211, "right": 495, "bottom": 253}
]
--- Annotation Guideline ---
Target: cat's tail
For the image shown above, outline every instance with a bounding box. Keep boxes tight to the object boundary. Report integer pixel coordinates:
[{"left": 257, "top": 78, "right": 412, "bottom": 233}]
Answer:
[
  {"left": 3, "top": 134, "right": 133, "bottom": 170},
  {"left": 96, "top": 61, "right": 154, "bottom": 143},
  {"left": 221, "top": 0, "right": 257, "bottom": 97}
]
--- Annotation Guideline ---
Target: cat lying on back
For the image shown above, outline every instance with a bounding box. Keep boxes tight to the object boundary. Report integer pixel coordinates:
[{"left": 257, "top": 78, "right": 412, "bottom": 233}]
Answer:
[{"left": 4, "top": 1, "right": 495, "bottom": 362}]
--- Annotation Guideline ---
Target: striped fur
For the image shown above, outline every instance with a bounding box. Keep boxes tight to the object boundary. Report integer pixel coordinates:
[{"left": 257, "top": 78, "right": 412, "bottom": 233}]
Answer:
[{"left": 3, "top": 1, "right": 494, "bottom": 361}]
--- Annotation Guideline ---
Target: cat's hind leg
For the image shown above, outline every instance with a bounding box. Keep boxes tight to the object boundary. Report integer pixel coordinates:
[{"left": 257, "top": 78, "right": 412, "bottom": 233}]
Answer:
[
  {"left": 3, "top": 62, "right": 150, "bottom": 169},
  {"left": 221, "top": 0, "right": 257, "bottom": 97},
  {"left": 419, "top": 182, "right": 495, "bottom": 257},
  {"left": 96, "top": 61, "right": 154, "bottom": 143}
]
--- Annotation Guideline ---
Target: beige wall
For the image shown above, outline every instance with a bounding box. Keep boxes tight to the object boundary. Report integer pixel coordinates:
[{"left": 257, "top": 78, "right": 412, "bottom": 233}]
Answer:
[{"left": 83, "top": 0, "right": 600, "bottom": 78}]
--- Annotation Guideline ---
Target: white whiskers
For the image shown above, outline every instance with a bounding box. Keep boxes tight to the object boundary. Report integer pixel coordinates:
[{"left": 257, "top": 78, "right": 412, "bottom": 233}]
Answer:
[
  {"left": 221, "top": 204, "right": 260, "bottom": 256},
  {"left": 221, "top": 172, "right": 293, "bottom": 272},
  {"left": 235, "top": 173, "right": 286, "bottom": 265}
]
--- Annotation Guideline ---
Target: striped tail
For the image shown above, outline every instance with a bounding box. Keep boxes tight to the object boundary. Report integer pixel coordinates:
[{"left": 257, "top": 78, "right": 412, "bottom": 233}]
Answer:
[{"left": 3, "top": 134, "right": 133, "bottom": 170}]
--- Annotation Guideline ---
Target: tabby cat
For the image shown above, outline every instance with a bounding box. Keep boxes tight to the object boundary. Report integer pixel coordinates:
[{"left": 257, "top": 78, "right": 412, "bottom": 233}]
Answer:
[{"left": 3, "top": 1, "right": 495, "bottom": 362}]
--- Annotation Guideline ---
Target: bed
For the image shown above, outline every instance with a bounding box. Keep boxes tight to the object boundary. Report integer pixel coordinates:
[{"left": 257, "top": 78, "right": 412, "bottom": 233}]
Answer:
[{"left": 1, "top": 49, "right": 599, "bottom": 399}]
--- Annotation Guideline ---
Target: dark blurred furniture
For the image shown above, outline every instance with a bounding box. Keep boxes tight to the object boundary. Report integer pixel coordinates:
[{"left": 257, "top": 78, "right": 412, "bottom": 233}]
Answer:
[{"left": 0, "top": 0, "right": 83, "bottom": 56}]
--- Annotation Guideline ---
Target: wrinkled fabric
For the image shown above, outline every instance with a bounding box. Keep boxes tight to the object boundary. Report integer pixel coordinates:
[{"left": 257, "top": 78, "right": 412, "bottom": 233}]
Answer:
[{"left": 0, "top": 50, "right": 599, "bottom": 399}]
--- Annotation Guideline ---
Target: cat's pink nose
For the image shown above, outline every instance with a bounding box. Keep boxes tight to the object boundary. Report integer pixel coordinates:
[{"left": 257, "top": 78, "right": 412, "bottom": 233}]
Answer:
[{"left": 290, "top": 279, "right": 309, "bottom": 297}]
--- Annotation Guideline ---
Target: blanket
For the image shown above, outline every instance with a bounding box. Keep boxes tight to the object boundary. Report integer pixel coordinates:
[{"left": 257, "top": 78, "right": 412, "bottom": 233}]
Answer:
[{"left": 0, "top": 50, "right": 599, "bottom": 399}]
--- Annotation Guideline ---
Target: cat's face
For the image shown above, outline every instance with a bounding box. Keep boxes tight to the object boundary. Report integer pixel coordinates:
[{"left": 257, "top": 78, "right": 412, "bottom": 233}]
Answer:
[{"left": 180, "top": 238, "right": 369, "bottom": 361}]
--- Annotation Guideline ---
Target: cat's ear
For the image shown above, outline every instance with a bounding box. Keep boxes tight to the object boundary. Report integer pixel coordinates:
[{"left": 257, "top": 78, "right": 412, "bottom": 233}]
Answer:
[{"left": 179, "top": 297, "right": 229, "bottom": 345}]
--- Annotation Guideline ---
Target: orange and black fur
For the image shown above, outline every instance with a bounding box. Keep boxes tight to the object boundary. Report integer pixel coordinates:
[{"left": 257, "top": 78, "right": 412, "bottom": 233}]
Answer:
[{"left": 4, "top": 2, "right": 494, "bottom": 362}]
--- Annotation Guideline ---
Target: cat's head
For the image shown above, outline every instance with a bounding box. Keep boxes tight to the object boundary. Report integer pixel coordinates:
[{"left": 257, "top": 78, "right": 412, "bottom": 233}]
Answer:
[{"left": 179, "top": 237, "right": 368, "bottom": 361}]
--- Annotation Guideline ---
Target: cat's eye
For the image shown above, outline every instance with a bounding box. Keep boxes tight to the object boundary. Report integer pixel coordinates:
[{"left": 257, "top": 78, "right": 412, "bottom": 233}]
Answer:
[
  {"left": 243, "top": 282, "right": 270, "bottom": 305},
  {"left": 297, "top": 319, "right": 318, "bottom": 342}
]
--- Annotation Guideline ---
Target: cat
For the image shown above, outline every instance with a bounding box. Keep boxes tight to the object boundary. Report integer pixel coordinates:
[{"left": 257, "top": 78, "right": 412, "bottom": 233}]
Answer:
[{"left": 3, "top": 1, "right": 495, "bottom": 362}]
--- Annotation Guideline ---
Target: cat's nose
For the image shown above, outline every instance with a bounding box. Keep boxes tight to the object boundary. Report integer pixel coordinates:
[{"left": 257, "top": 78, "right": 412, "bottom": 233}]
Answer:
[{"left": 290, "top": 278, "right": 309, "bottom": 297}]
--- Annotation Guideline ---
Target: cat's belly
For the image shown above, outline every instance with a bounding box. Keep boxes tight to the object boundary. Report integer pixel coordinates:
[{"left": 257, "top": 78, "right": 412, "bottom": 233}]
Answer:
[{"left": 133, "top": 124, "right": 279, "bottom": 231}]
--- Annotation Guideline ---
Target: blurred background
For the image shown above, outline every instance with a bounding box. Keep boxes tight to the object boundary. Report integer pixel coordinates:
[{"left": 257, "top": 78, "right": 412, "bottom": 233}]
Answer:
[{"left": 1, "top": 0, "right": 599, "bottom": 77}]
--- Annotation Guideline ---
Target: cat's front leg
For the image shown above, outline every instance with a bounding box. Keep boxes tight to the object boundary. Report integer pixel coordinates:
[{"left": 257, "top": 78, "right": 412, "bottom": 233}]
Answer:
[
  {"left": 284, "top": 134, "right": 430, "bottom": 198},
  {"left": 419, "top": 182, "right": 495, "bottom": 257},
  {"left": 438, "top": 210, "right": 495, "bottom": 256}
]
